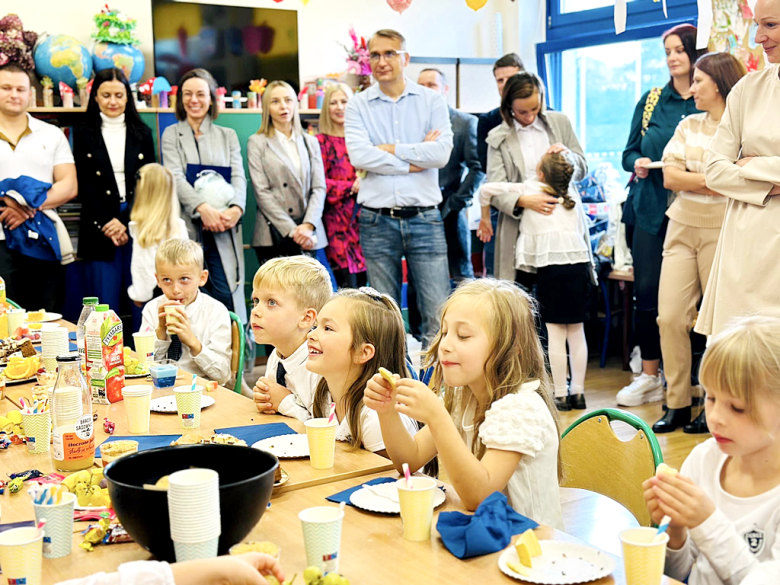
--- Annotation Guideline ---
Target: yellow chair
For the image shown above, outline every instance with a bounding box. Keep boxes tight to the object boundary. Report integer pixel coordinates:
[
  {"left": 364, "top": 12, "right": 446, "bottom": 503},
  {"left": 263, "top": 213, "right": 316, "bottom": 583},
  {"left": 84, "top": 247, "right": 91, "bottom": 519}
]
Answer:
[
  {"left": 560, "top": 408, "right": 664, "bottom": 527},
  {"left": 228, "top": 311, "right": 245, "bottom": 394}
]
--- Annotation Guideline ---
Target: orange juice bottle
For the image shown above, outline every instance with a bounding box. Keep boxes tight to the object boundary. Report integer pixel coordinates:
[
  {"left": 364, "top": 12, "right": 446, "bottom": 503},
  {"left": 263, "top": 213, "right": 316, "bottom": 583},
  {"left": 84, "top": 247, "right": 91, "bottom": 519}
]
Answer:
[{"left": 86, "top": 304, "right": 125, "bottom": 404}]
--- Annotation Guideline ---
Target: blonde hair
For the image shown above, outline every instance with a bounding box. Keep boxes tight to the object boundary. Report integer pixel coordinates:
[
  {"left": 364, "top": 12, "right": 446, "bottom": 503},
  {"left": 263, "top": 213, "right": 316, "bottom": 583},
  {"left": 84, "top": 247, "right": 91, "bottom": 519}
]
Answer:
[
  {"left": 312, "top": 288, "right": 410, "bottom": 450},
  {"left": 318, "top": 83, "right": 354, "bottom": 136},
  {"left": 252, "top": 256, "right": 332, "bottom": 312},
  {"left": 699, "top": 315, "right": 780, "bottom": 424},
  {"left": 155, "top": 239, "right": 204, "bottom": 271},
  {"left": 130, "top": 164, "right": 181, "bottom": 248},
  {"left": 257, "top": 81, "right": 303, "bottom": 137},
  {"left": 424, "top": 279, "right": 562, "bottom": 478}
]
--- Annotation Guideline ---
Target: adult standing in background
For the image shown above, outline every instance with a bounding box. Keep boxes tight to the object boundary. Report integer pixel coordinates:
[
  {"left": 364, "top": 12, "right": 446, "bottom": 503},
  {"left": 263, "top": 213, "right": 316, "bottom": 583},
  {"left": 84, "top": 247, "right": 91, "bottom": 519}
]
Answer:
[
  {"left": 247, "top": 80, "right": 328, "bottom": 265},
  {"left": 653, "top": 53, "right": 746, "bottom": 435},
  {"left": 418, "top": 68, "right": 484, "bottom": 281},
  {"left": 161, "top": 68, "right": 247, "bottom": 321},
  {"left": 74, "top": 68, "right": 156, "bottom": 314},
  {"left": 0, "top": 63, "right": 77, "bottom": 312},
  {"left": 617, "top": 24, "right": 704, "bottom": 409},
  {"left": 477, "top": 53, "right": 524, "bottom": 276},
  {"left": 345, "top": 29, "right": 453, "bottom": 348},
  {"left": 698, "top": 0, "right": 780, "bottom": 335},
  {"left": 316, "top": 82, "right": 366, "bottom": 289}
]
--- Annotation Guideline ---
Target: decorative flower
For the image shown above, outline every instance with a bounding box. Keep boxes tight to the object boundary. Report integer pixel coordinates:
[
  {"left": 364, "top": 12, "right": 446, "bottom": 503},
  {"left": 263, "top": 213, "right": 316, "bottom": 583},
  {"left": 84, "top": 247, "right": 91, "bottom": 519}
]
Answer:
[
  {"left": 0, "top": 14, "right": 37, "bottom": 71},
  {"left": 342, "top": 26, "right": 372, "bottom": 78}
]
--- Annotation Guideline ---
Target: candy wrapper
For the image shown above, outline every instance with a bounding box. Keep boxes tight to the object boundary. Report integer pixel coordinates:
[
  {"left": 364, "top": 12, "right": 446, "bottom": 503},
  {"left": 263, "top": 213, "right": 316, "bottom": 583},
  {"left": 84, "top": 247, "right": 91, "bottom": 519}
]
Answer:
[
  {"left": 10, "top": 469, "right": 43, "bottom": 481},
  {"left": 30, "top": 473, "right": 65, "bottom": 486},
  {"left": 80, "top": 515, "right": 133, "bottom": 551},
  {"left": 104, "top": 418, "right": 116, "bottom": 434},
  {"left": 0, "top": 431, "right": 10, "bottom": 449},
  {"left": 8, "top": 477, "right": 24, "bottom": 493}
]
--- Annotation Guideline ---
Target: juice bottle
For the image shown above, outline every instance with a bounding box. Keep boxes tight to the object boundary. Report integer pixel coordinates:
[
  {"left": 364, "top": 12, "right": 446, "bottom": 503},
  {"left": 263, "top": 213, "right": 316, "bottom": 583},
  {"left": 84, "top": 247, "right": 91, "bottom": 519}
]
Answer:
[
  {"left": 76, "top": 297, "right": 99, "bottom": 374},
  {"left": 86, "top": 304, "right": 125, "bottom": 404},
  {"left": 51, "top": 353, "right": 94, "bottom": 471}
]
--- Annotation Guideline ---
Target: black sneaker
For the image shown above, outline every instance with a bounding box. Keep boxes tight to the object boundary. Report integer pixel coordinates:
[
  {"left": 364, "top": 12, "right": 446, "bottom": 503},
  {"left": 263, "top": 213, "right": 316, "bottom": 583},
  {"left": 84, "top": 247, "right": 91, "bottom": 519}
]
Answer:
[
  {"left": 554, "top": 396, "right": 571, "bottom": 411},
  {"left": 568, "top": 394, "right": 587, "bottom": 410}
]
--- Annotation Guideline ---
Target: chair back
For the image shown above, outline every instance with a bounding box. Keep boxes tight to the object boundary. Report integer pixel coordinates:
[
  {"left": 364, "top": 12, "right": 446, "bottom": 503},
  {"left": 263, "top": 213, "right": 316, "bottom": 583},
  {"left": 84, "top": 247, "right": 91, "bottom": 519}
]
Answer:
[
  {"left": 6, "top": 298, "right": 21, "bottom": 309},
  {"left": 228, "top": 311, "right": 246, "bottom": 393}
]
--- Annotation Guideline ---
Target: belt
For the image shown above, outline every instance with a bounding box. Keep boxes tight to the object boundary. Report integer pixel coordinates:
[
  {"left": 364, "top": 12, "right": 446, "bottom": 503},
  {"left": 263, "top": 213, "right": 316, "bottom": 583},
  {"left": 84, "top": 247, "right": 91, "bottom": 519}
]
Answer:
[{"left": 361, "top": 205, "right": 437, "bottom": 219}]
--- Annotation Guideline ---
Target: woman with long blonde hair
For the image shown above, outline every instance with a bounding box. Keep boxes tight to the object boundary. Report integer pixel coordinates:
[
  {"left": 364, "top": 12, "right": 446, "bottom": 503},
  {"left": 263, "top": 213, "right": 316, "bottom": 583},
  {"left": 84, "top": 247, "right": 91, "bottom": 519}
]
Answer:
[{"left": 127, "top": 163, "right": 188, "bottom": 328}]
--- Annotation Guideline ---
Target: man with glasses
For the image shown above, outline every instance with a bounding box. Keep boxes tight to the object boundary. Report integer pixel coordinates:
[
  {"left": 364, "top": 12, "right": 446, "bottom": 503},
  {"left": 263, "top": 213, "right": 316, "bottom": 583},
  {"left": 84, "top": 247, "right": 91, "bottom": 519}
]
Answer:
[{"left": 345, "top": 29, "right": 453, "bottom": 348}]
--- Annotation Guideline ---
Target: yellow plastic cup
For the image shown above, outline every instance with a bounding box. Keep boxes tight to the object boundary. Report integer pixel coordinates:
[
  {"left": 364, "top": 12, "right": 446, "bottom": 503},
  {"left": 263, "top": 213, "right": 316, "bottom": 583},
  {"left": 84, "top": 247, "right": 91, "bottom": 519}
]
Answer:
[
  {"left": 175, "top": 387, "right": 202, "bottom": 429},
  {"left": 164, "top": 305, "right": 181, "bottom": 334},
  {"left": 0, "top": 526, "right": 44, "bottom": 585},
  {"left": 396, "top": 477, "right": 437, "bottom": 541},
  {"left": 619, "top": 527, "right": 669, "bottom": 585},
  {"left": 122, "top": 386, "right": 153, "bottom": 434},
  {"left": 22, "top": 411, "right": 51, "bottom": 454},
  {"left": 133, "top": 332, "right": 156, "bottom": 365},
  {"left": 304, "top": 418, "right": 338, "bottom": 470}
]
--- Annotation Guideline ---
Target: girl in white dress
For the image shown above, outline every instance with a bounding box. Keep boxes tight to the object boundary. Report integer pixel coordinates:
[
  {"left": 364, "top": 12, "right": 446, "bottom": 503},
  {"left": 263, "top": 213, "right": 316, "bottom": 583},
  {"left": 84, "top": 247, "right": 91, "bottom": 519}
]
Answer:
[{"left": 365, "top": 279, "right": 564, "bottom": 528}]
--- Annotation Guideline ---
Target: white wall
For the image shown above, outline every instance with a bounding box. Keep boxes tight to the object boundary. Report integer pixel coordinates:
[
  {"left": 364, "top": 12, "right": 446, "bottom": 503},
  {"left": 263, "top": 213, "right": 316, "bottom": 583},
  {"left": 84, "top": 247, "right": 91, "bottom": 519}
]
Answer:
[{"left": 9, "top": 0, "right": 524, "bottom": 84}]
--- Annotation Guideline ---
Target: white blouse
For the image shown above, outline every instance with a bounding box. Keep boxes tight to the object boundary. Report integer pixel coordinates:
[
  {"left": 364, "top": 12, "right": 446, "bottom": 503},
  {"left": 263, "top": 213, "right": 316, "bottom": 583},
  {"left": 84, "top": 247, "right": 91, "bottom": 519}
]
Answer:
[
  {"left": 101, "top": 113, "right": 127, "bottom": 203},
  {"left": 515, "top": 117, "right": 551, "bottom": 179},
  {"left": 275, "top": 129, "right": 302, "bottom": 178}
]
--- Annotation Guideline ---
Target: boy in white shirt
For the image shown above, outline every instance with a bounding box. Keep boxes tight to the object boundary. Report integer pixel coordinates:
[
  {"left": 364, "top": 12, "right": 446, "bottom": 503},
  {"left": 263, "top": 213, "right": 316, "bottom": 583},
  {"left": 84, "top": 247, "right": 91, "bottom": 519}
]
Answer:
[
  {"left": 251, "top": 256, "right": 332, "bottom": 422},
  {"left": 141, "top": 239, "right": 232, "bottom": 385}
]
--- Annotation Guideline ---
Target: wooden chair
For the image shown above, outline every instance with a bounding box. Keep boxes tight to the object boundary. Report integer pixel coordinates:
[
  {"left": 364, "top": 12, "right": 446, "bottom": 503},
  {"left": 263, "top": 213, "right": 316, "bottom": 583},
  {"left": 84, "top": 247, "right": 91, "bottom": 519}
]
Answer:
[
  {"left": 560, "top": 408, "right": 663, "bottom": 527},
  {"left": 228, "top": 311, "right": 246, "bottom": 394},
  {"left": 6, "top": 298, "right": 21, "bottom": 309}
]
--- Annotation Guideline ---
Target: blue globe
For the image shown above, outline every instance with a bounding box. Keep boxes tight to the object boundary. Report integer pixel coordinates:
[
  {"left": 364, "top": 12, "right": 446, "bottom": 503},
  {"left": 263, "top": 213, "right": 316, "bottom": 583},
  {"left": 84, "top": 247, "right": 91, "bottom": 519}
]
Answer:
[
  {"left": 93, "top": 42, "right": 146, "bottom": 86},
  {"left": 34, "top": 35, "right": 93, "bottom": 91}
]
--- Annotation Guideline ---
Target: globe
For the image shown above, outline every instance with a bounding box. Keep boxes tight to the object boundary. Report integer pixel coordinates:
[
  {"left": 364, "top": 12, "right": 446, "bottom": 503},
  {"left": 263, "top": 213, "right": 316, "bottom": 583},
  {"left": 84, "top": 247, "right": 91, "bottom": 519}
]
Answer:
[
  {"left": 34, "top": 35, "right": 93, "bottom": 91},
  {"left": 93, "top": 42, "right": 145, "bottom": 86}
]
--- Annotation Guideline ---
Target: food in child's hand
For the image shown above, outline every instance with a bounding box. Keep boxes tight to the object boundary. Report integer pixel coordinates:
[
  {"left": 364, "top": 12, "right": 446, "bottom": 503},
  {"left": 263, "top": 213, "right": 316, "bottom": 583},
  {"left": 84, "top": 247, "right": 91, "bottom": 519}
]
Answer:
[
  {"left": 514, "top": 529, "right": 542, "bottom": 568},
  {"left": 378, "top": 367, "right": 396, "bottom": 389},
  {"left": 656, "top": 463, "right": 679, "bottom": 478},
  {"left": 265, "top": 576, "right": 297, "bottom": 585},
  {"left": 229, "top": 540, "right": 280, "bottom": 557}
]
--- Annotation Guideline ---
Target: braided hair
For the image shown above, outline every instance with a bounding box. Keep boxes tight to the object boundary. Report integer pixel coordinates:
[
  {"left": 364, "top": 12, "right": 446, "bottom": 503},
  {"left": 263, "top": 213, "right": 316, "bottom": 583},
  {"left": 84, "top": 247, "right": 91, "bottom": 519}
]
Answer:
[{"left": 538, "top": 152, "right": 575, "bottom": 210}]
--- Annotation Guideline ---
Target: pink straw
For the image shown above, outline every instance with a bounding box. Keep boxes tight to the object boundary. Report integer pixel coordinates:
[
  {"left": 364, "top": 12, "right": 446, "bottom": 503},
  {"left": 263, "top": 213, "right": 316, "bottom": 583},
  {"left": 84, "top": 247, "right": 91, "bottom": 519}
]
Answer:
[
  {"left": 36, "top": 519, "right": 47, "bottom": 531},
  {"left": 402, "top": 463, "right": 412, "bottom": 488},
  {"left": 327, "top": 402, "right": 336, "bottom": 424}
]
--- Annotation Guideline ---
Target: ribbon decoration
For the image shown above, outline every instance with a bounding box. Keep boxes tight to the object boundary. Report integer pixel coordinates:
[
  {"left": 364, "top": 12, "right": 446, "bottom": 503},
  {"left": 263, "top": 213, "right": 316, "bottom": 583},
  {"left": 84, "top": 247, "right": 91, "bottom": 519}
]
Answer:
[
  {"left": 696, "top": 0, "right": 714, "bottom": 49},
  {"left": 614, "top": 0, "right": 627, "bottom": 34}
]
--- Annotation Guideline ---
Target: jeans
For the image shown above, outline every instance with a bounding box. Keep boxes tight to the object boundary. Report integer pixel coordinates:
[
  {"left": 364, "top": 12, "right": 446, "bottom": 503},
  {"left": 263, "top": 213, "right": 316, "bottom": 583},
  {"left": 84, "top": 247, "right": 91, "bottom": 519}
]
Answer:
[
  {"left": 359, "top": 207, "right": 451, "bottom": 348},
  {"left": 444, "top": 205, "right": 474, "bottom": 281},
  {"left": 482, "top": 207, "right": 499, "bottom": 276}
]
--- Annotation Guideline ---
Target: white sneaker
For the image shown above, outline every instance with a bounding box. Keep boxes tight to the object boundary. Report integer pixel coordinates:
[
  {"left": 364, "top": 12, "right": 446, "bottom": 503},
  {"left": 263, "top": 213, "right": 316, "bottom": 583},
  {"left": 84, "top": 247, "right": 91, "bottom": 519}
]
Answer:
[{"left": 616, "top": 373, "right": 665, "bottom": 407}]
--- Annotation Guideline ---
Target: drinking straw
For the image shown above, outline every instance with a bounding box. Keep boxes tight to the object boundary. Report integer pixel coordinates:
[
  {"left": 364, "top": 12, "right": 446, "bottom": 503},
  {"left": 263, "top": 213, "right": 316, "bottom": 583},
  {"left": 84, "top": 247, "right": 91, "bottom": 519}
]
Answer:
[
  {"left": 339, "top": 501, "right": 346, "bottom": 516},
  {"left": 327, "top": 402, "right": 336, "bottom": 424},
  {"left": 191, "top": 374, "right": 197, "bottom": 392},
  {"left": 20, "top": 397, "right": 27, "bottom": 411},
  {"left": 402, "top": 463, "right": 412, "bottom": 488},
  {"left": 654, "top": 515, "right": 672, "bottom": 542},
  {"left": 36, "top": 519, "right": 47, "bottom": 531}
]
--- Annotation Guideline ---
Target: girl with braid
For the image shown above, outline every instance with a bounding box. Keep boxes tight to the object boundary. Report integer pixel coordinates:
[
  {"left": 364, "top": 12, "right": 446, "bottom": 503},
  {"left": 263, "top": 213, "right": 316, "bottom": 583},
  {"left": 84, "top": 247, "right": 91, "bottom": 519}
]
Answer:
[{"left": 477, "top": 152, "right": 595, "bottom": 412}]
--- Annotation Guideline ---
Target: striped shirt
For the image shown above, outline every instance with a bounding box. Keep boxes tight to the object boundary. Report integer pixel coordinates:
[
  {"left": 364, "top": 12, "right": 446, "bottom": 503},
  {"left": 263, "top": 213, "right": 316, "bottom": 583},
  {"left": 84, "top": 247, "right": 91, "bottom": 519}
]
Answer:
[{"left": 662, "top": 113, "right": 721, "bottom": 205}]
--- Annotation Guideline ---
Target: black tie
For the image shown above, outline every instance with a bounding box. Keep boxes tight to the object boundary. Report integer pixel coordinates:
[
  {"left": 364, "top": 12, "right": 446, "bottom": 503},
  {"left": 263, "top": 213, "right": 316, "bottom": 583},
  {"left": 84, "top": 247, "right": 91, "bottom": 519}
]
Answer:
[
  {"left": 168, "top": 334, "right": 182, "bottom": 361},
  {"left": 276, "top": 362, "right": 287, "bottom": 388}
]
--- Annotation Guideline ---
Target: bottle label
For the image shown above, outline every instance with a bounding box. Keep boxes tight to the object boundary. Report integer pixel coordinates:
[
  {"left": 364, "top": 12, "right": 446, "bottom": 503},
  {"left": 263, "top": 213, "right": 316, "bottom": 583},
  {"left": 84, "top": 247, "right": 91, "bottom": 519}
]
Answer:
[{"left": 53, "top": 415, "right": 95, "bottom": 461}]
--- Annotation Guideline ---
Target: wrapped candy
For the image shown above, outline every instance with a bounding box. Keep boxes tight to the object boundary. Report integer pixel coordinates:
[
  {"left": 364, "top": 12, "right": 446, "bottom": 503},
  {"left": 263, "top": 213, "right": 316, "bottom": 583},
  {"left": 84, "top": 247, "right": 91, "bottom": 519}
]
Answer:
[
  {"left": 8, "top": 477, "right": 24, "bottom": 493},
  {"left": 9, "top": 469, "right": 43, "bottom": 481},
  {"left": 59, "top": 82, "right": 74, "bottom": 108},
  {"left": 103, "top": 418, "right": 116, "bottom": 435},
  {"left": 0, "top": 431, "right": 10, "bottom": 449},
  {"left": 80, "top": 514, "right": 112, "bottom": 552}
]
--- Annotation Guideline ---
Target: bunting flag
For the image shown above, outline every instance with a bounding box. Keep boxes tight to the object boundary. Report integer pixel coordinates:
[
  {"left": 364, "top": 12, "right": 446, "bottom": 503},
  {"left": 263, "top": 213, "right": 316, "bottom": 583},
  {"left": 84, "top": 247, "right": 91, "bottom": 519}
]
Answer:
[
  {"left": 387, "top": 0, "right": 413, "bottom": 14},
  {"left": 466, "top": 0, "right": 489, "bottom": 9}
]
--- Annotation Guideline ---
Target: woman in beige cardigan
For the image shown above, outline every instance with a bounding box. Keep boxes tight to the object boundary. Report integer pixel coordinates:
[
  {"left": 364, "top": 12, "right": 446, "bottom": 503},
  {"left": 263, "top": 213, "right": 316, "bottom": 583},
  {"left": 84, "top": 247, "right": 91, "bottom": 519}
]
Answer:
[{"left": 698, "top": 0, "right": 780, "bottom": 338}]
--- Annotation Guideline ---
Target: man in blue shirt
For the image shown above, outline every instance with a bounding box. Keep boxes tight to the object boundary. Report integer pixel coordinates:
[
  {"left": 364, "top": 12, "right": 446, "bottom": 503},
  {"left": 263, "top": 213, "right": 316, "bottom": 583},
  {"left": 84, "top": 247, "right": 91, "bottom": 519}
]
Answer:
[{"left": 345, "top": 29, "right": 453, "bottom": 348}]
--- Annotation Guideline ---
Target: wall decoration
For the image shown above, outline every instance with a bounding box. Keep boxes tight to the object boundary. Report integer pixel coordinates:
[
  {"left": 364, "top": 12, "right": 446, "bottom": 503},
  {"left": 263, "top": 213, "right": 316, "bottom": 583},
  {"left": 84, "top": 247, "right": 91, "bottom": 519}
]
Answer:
[
  {"left": 710, "top": 0, "right": 764, "bottom": 71},
  {"left": 342, "top": 27, "right": 372, "bottom": 91},
  {"left": 0, "top": 14, "right": 37, "bottom": 71},
  {"left": 34, "top": 34, "right": 93, "bottom": 92},
  {"left": 387, "top": 0, "right": 413, "bottom": 14},
  {"left": 92, "top": 6, "right": 145, "bottom": 85},
  {"left": 466, "top": 0, "right": 489, "bottom": 10}
]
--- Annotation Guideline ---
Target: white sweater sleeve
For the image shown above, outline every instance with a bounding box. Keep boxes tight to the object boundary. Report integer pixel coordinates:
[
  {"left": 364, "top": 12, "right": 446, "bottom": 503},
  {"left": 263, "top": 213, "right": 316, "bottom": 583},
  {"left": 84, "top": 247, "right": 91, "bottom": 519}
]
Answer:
[
  {"left": 55, "top": 561, "right": 175, "bottom": 585},
  {"left": 477, "top": 182, "right": 527, "bottom": 207}
]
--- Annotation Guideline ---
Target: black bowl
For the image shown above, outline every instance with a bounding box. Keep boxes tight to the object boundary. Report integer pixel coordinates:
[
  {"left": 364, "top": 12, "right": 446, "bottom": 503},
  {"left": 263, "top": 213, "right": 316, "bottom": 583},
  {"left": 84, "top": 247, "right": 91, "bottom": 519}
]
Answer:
[{"left": 104, "top": 444, "right": 278, "bottom": 561}]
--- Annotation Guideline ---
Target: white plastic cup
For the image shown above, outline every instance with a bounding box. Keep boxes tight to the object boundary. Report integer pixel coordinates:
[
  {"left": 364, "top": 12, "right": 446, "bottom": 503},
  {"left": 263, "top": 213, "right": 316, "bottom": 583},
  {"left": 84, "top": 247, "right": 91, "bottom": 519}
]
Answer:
[
  {"left": 299, "top": 506, "right": 344, "bottom": 574},
  {"left": 167, "top": 469, "right": 221, "bottom": 543},
  {"left": 33, "top": 492, "right": 77, "bottom": 558},
  {"left": 0, "top": 526, "right": 44, "bottom": 585},
  {"left": 173, "top": 537, "right": 219, "bottom": 562},
  {"left": 122, "top": 385, "right": 153, "bottom": 434}
]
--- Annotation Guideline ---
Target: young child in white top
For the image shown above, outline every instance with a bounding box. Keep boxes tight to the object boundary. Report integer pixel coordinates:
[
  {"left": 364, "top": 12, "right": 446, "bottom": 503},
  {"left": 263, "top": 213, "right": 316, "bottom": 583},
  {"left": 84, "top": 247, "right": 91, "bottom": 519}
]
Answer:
[
  {"left": 250, "top": 256, "right": 333, "bottom": 416},
  {"left": 307, "top": 288, "right": 418, "bottom": 456},
  {"left": 643, "top": 316, "right": 780, "bottom": 585},
  {"left": 365, "top": 279, "right": 563, "bottom": 526},
  {"left": 141, "top": 239, "right": 232, "bottom": 385},
  {"left": 128, "top": 164, "right": 188, "bottom": 305},
  {"left": 477, "top": 152, "right": 592, "bottom": 412}
]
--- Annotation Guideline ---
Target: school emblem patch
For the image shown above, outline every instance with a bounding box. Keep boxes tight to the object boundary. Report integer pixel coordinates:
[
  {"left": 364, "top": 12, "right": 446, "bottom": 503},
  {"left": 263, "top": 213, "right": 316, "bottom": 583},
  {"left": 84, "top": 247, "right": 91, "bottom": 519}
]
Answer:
[{"left": 744, "top": 529, "right": 765, "bottom": 554}]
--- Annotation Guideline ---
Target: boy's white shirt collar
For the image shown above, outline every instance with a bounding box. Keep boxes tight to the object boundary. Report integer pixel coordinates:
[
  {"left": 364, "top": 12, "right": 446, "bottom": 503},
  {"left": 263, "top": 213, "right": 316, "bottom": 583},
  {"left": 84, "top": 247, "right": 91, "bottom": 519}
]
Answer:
[{"left": 276, "top": 337, "right": 310, "bottom": 369}]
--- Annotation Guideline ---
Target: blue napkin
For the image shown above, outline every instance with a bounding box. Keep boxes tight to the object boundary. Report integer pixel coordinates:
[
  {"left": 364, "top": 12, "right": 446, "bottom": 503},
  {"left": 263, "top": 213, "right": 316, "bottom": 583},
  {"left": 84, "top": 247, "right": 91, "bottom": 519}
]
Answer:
[
  {"left": 96, "top": 435, "right": 180, "bottom": 457},
  {"left": 325, "top": 477, "right": 397, "bottom": 506},
  {"left": 213, "top": 423, "right": 297, "bottom": 446},
  {"left": 69, "top": 332, "right": 77, "bottom": 341},
  {"left": 0, "top": 520, "right": 35, "bottom": 534},
  {"left": 436, "top": 492, "right": 539, "bottom": 559}
]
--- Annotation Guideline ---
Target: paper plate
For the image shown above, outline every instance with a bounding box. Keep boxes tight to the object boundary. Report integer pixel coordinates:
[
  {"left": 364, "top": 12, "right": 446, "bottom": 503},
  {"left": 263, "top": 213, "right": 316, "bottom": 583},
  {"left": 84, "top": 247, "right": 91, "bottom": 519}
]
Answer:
[
  {"left": 498, "top": 540, "right": 616, "bottom": 584},
  {"left": 252, "top": 434, "right": 309, "bottom": 458},
  {"left": 349, "top": 482, "right": 446, "bottom": 515},
  {"left": 638, "top": 161, "right": 664, "bottom": 169},
  {"left": 24, "top": 312, "right": 63, "bottom": 323},
  {"left": 273, "top": 467, "right": 289, "bottom": 488},
  {"left": 126, "top": 372, "right": 151, "bottom": 379},
  {"left": 2, "top": 375, "right": 38, "bottom": 385},
  {"left": 149, "top": 394, "right": 215, "bottom": 413}
]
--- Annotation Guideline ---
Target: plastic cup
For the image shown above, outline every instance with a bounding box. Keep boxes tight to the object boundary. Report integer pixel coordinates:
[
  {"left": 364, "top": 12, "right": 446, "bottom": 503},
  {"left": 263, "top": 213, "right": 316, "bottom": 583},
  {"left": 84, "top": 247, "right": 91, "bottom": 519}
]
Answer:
[
  {"left": 174, "top": 386, "right": 202, "bottom": 429},
  {"left": 151, "top": 359, "right": 179, "bottom": 389},
  {"left": 0, "top": 526, "right": 44, "bottom": 585},
  {"left": 122, "top": 386, "right": 153, "bottom": 434},
  {"left": 168, "top": 469, "right": 221, "bottom": 545},
  {"left": 32, "top": 492, "right": 76, "bottom": 559},
  {"left": 164, "top": 305, "right": 181, "bottom": 334},
  {"left": 133, "top": 332, "right": 156, "bottom": 365},
  {"left": 304, "top": 418, "right": 338, "bottom": 470},
  {"left": 396, "top": 477, "right": 437, "bottom": 541},
  {"left": 8, "top": 308, "right": 25, "bottom": 332},
  {"left": 619, "top": 527, "right": 669, "bottom": 585},
  {"left": 22, "top": 411, "right": 51, "bottom": 454},
  {"left": 174, "top": 537, "right": 219, "bottom": 562},
  {"left": 299, "top": 506, "right": 344, "bottom": 574}
]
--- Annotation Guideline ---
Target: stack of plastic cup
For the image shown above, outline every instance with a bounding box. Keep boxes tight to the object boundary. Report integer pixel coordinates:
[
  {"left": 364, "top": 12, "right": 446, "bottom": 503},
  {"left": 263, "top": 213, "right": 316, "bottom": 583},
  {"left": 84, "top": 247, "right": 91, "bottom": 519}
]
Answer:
[
  {"left": 396, "top": 477, "right": 438, "bottom": 541},
  {"left": 0, "top": 526, "right": 44, "bottom": 585},
  {"left": 132, "top": 332, "right": 156, "bottom": 365},
  {"left": 33, "top": 492, "right": 77, "bottom": 558},
  {"left": 41, "top": 325, "right": 69, "bottom": 372},
  {"left": 304, "top": 418, "right": 338, "bottom": 469},
  {"left": 619, "top": 527, "right": 669, "bottom": 585},
  {"left": 52, "top": 387, "right": 84, "bottom": 424},
  {"left": 174, "top": 386, "right": 202, "bottom": 430},
  {"left": 299, "top": 506, "right": 345, "bottom": 574},
  {"left": 122, "top": 385, "right": 153, "bottom": 434},
  {"left": 167, "top": 468, "right": 221, "bottom": 562},
  {"left": 22, "top": 411, "right": 51, "bottom": 454}
]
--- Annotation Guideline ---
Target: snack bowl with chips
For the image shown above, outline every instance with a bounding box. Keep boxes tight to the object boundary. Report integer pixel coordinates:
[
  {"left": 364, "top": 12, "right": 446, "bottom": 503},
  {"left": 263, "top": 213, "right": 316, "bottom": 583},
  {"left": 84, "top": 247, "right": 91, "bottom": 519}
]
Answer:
[{"left": 104, "top": 443, "right": 278, "bottom": 562}]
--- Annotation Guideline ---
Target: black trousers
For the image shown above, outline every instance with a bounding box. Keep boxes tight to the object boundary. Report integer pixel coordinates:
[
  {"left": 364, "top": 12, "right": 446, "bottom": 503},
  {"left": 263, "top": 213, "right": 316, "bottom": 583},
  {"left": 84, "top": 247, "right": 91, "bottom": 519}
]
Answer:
[
  {"left": 632, "top": 219, "right": 668, "bottom": 362},
  {"left": 0, "top": 240, "right": 65, "bottom": 312}
]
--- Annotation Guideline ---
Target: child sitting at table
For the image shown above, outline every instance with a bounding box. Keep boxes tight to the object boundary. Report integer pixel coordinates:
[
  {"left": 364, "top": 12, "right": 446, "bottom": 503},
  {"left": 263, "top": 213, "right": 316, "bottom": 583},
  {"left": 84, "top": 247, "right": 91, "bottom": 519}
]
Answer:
[
  {"left": 251, "top": 255, "right": 332, "bottom": 419},
  {"left": 141, "top": 239, "right": 232, "bottom": 385},
  {"left": 306, "top": 287, "right": 418, "bottom": 457},
  {"left": 643, "top": 315, "right": 780, "bottom": 585},
  {"left": 364, "top": 279, "right": 564, "bottom": 527}
]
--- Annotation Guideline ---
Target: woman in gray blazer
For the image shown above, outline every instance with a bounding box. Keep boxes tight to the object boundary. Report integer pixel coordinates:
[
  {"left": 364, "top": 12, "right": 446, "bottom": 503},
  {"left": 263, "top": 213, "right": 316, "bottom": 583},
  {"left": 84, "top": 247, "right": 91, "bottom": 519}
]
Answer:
[
  {"left": 247, "top": 81, "right": 327, "bottom": 265},
  {"left": 161, "top": 68, "right": 247, "bottom": 321}
]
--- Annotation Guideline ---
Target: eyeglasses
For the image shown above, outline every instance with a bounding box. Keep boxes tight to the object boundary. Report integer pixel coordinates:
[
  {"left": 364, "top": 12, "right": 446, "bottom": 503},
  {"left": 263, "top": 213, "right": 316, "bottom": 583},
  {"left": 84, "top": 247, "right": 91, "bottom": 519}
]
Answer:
[{"left": 369, "top": 50, "right": 407, "bottom": 63}]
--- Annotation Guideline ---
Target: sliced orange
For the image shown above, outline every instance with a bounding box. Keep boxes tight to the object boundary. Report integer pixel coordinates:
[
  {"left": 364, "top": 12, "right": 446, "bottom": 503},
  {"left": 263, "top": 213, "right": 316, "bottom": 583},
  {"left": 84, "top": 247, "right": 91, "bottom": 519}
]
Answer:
[{"left": 4, "top": 355, "right": 38, "bottom": 380}]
